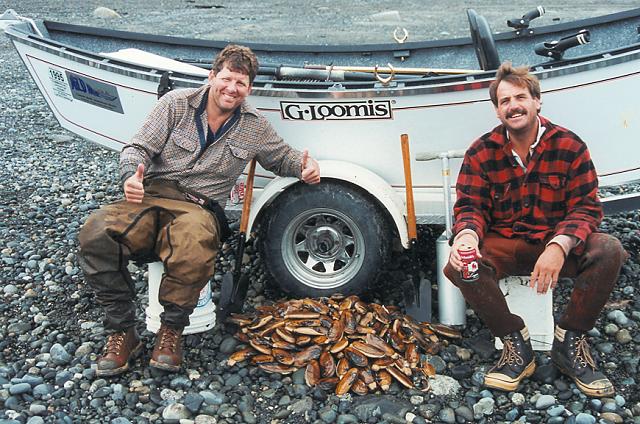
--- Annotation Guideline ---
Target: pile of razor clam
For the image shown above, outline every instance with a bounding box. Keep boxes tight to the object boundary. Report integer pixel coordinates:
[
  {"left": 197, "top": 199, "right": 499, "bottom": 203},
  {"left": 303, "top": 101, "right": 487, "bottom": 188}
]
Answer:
[{"left": 226, "top": 296, "right": 461, "bottom": 395}]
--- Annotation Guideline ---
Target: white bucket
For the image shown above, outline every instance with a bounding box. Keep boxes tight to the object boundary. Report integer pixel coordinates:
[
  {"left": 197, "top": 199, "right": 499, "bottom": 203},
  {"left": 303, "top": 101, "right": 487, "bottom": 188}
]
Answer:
[
  {"left": 145, "top": 262, "right": 216, "bottom": 335},
  {"left": 495, "top": 276, "right": 554, "bottom": 351}
]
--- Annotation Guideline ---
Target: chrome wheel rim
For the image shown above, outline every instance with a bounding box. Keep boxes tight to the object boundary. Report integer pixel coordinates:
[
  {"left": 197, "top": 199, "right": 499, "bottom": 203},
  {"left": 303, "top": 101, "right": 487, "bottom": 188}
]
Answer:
[{"left": 281, "top": 208, "right": 365, "bottom": 290}]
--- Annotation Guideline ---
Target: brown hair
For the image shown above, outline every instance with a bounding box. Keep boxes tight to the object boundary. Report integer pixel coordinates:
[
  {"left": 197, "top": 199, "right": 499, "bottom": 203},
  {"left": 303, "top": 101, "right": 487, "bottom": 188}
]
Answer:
[
  {"left": 212, "top": 44, "right": 259, "bottom": 84},
  {"left": 489, "top": 61, "right": 540, "bottom": 106}
]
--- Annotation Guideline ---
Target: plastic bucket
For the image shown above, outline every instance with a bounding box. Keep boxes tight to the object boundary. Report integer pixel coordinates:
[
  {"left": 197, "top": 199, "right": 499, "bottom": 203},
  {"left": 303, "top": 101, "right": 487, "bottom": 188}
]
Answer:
[
  {"left": 145, "top": 262, "right": 216, "bottom": 334},
  {"left": 494, "top": 276, "right": 554, "bottom": 351}
]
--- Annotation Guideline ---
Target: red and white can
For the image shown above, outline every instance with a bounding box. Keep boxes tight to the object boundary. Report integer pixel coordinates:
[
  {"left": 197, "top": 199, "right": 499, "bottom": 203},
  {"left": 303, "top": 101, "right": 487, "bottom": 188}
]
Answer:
[
  {"left": 229, "top": 181, "right": 246, "bottom": 205},
  {"left": 458, "top": 244, "right": 479, "bottom": 283}
]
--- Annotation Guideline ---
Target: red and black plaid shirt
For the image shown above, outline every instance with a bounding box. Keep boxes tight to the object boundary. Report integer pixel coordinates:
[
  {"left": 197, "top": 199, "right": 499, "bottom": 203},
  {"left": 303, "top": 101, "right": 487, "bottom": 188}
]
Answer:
[{"left": 453, "top": 116, "right": 602, "bottom": 254}]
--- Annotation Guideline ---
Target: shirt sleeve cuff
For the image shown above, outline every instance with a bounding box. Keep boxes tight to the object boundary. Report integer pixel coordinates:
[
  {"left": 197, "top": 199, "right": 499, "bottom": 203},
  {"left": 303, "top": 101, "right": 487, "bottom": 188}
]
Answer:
[
  {"left": 546, "top": 235, "right": 577, "bottom": 257},
  {"left": 454, "top": 229, "right": 479, "bottom": 244}
]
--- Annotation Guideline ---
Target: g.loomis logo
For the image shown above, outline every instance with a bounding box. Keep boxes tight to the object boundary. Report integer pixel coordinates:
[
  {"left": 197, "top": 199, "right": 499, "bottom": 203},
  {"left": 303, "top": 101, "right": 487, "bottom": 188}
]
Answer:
[{"left": 280, "top": 100, "right": 393, "bottom": 121}]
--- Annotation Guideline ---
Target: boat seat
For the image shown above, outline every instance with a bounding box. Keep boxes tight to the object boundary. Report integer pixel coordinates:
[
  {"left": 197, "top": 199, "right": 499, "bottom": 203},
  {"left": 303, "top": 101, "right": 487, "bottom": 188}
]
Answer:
[{"left": 467, "top": 9, "right": 501, "bottom": 70}]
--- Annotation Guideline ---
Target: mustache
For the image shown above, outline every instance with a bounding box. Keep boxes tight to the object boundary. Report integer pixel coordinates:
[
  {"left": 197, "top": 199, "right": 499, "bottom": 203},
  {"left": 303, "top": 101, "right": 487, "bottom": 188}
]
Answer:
[{"left": 507, "top": 109, "right": 527, "bottom": 118}]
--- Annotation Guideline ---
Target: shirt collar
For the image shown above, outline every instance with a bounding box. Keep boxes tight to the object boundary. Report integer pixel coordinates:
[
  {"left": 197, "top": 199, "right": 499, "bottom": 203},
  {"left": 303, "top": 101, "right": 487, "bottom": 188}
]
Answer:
[
  {"left": 509, "top": 116, "right": 546, "bottom": 171},
  {"left": 506, "top": 116, "right": 545, "bottom": 148}
]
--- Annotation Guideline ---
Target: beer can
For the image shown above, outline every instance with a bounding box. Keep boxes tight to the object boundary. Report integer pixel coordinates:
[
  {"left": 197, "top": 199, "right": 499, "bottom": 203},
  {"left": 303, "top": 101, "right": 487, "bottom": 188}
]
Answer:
[{"left": 458, "top": 244, "right": 479, "bottom": 283}]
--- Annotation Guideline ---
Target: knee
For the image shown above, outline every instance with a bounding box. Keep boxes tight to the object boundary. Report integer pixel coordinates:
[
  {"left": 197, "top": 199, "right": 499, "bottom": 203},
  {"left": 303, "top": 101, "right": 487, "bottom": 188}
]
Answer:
[
  {"left": 443, "top": 262, "right": 463, "bottom": 288},
  {"left": 78, "top": 210, "right": 108, "bottom": 249},
  {"left": 587, "top": 233, "right": 628, "bottom": 264},
  {"left": 180, "top": 211, "right": 220, "bottom": 246}
]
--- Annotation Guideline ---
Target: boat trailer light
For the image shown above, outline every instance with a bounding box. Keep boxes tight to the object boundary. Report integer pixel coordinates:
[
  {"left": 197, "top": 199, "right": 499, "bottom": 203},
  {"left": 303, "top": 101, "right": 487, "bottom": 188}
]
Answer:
[{"left": 534, "top": 29, "right": 591, "bottom": 60}]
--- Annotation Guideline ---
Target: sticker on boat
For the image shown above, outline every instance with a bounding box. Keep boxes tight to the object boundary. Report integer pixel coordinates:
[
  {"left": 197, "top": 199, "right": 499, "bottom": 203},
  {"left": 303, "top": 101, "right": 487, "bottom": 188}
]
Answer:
[
  {"left": 48, "top": 67, "right": 73, "bottom": 102},
  {"left": 65, "top": 72, "right": 124, "bottom": 113},
  {"left": 280, "top": 100, "right": 393, "bottom": 121}
]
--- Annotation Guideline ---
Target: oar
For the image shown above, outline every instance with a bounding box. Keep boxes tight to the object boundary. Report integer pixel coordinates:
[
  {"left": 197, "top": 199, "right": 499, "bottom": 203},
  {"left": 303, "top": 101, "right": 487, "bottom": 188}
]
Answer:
[
  {"left": 400, "top": 134, "right": 432, "bottom": 322},
  {"left": 305, "top": 64, "right": 482, "bottom": 75},
  {"left": 217, "top": 159, "right": 257, "bottom": 323}
]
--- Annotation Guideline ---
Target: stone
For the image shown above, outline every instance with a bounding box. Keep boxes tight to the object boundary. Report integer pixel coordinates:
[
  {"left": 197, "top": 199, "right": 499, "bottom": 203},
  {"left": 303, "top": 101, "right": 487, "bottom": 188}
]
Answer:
[
  {"left": 369, "top": 10, "right": 401, "bottom": 24},
  {"left": 428, "top": 375, "right": 461, "bottom": 396},
  {"left": 575, "top": 413, "right": 596, "bottom": 424},
  {"left": 290, "top": 396, "right": 313, "bottom": 414},
  {"left": 93, "top": 7, "right": 122, "bottom": 19},
  {"left": 473, "top": 397, "right": 495, "bottom": 416},
  {"left": 438, "top": 407, "right": 456, "bottom": 424},
  {"left": 162, "top": 403, "right": 191, "bottom": 420},
  {"left": 49, "top": 343, "right": 72, "bottom": 365},
  {"left": 599, "top": 412, "right": 623, "bottom": 423},
  {"left": 9, "top": 382, "right": 32, "bottom": 395},
  {"left": 352, "top": 395, "right": 411, "bottom": 422},
  {"left": 511, "top": 393, "right": 526, "bottom": 406},
  {"left": 535, "top": 394, "right": 556, "bottom": 409}
]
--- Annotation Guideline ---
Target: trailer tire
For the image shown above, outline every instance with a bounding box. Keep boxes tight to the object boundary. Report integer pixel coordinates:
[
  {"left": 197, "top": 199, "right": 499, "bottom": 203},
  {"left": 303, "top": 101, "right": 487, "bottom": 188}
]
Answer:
[{"left": 261, "top": 181, "right": 390, "bottom": 298}]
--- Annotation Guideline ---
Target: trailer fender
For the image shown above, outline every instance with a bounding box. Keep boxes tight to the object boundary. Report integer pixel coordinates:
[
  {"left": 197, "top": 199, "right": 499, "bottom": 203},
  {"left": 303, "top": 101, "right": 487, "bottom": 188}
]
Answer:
[{"left": 248, "top": 160, "right": 409, "bottom": 248}]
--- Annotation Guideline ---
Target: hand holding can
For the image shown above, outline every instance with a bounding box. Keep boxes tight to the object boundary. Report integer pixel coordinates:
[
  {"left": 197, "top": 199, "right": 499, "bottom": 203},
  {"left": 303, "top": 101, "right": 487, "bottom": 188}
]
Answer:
[{"left": 458, "top": 243, "right": 479, "bottom": 283}]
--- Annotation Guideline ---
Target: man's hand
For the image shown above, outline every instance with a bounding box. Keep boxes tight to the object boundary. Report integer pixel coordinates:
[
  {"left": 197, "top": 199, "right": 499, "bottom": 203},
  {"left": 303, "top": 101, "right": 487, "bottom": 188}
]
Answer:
[
  {"left": 301, "top": 149, "right": 320, "bottom": 184},
  {"left": 530, "top": 243, "right": 565, "bottom": 294},
  {"left": 124, "top": 163, "right": 145, "bottom": 203},
  {"left": 449, "top": 232, "right": 482, "bottom": 272}
]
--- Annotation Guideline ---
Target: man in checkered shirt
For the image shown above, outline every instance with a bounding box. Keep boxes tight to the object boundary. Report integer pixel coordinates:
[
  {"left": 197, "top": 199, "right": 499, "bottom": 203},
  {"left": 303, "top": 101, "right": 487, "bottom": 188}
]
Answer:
[
  {"left": 79, "top": 45, "right": 320, "bottom": 376},
  {"left": 444, "top": 62, "right": 627, "bottom": 397}
]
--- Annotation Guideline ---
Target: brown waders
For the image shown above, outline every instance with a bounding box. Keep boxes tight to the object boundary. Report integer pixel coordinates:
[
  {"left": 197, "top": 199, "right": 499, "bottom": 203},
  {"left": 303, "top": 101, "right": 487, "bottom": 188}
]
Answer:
[
  {"left": 78, "top": 181, "right": 220, "bottom": 331},
  {"left": 443, "top": 232, "right": 627, "bottom": 337}
]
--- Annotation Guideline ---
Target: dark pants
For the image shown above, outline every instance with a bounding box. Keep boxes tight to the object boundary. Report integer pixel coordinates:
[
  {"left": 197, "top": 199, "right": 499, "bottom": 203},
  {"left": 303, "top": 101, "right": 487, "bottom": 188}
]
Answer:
[
  {"left": 78, "top": 182, "right": 220, "bottom": 331},
  {"left": 444, "top": 232, "right": 627, "bottom": 338}
]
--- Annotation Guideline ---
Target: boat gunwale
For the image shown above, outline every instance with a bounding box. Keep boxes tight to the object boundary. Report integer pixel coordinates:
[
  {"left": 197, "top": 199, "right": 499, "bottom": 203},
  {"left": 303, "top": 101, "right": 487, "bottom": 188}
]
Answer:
[
  {"left": 4, "top": 18, "right": 640, "bottom": 99},
  {"left": 40, "top": 7, "right": 640, "bottom": 53}
]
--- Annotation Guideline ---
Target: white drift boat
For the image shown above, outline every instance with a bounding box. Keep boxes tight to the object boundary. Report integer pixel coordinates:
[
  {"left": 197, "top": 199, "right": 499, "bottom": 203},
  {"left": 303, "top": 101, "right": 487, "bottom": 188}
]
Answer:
[{"left": 3, "top": 7, "right": 640, "bottom": 297}]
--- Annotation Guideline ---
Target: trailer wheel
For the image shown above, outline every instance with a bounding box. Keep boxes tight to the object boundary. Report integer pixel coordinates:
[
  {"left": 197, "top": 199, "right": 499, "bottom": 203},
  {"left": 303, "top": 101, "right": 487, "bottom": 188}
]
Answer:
[{"left": 261, "top": 181, "right": 390, "bottom": 297}]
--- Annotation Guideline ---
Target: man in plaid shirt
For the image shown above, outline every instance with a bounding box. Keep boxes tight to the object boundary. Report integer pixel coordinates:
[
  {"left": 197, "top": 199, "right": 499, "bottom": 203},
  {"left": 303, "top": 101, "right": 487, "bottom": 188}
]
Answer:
[
  {"left": 79, "top": 45, "right": 320, "bottom": 376},
  {"left": 444, "top": 62, "right": 627, "bottom": 397}
]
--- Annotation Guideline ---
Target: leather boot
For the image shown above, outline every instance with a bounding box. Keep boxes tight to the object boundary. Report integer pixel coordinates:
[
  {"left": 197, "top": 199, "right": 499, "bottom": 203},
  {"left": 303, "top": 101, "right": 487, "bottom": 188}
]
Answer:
[
  {"left": 484, "top": 326, "right": 536, "bottom": 391},
  {"left": 96, "top": 327, "right": 143, "bottom": 377},
  {"left": 150, "top": 324, "right": 184, "bottom": 372},
  {"left": 551, "top": 326, "right": 614, "bottom": 397}
]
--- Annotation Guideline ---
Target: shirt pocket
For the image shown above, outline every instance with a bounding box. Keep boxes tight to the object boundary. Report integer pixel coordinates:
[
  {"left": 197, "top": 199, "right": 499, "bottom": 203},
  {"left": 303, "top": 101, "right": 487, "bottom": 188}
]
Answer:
[
  {"left": 537, "top": 174, "right": 567, "bottom": 218},
  {"left": 215, "top": 141, "right": 253, "bottom": 178},
  {"left": 161, "top": 129, "right": 198, "bottom": 170},
  {"left": 490, "top": 183, "right": 512, "bottom": 221},
  {"left": 229, "top": 144, "right": 250, "bottom": 160},
  {"left": 170, "top": 129, "right": 198, "bottom": 153}
]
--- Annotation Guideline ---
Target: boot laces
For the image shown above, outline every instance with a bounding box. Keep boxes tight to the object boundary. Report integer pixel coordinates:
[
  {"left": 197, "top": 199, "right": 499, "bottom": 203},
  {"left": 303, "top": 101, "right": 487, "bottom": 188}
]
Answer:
[
  {"left": 104, "top": 332, "right": 125, "bottom": 355},
  {"left": 496, "top": 335, "right": 524, "bottom": 368},
  {"left": 572, "top": 334, "right": 596, "bottom": 370},
  {"left": 159, "top": 327, "right": 180, "bottom": 351}
]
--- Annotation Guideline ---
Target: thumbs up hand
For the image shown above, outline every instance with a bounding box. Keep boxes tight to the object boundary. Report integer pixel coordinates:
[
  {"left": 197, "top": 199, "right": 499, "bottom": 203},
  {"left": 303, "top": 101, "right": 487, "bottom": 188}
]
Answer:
[
  {"left": 124, "top": 163, "right": 145, "bottom": 203},
  {"left": 301, "top": 149, "right": 320, "bottom": 184}
]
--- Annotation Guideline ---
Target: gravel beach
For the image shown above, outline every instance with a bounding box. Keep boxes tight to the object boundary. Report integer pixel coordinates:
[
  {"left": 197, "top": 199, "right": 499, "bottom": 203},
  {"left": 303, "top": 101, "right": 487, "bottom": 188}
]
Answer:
[{"left": 1, "top": 1, "right": 639, "bottom": 423}]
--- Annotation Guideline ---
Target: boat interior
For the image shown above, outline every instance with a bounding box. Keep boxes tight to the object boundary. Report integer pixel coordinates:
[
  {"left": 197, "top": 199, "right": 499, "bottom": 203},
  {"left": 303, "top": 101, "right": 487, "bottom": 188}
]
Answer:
[{"left": 8, "top": 7, "right": 640, "bottom": 89}]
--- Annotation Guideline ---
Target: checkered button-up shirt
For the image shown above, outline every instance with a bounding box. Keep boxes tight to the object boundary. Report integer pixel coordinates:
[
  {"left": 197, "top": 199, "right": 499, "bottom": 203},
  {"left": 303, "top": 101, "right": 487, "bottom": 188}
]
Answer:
[
  {"left": 453, "top": 116, "right": 602, "bottom": 254},
  {"left": 120, "top": 85, "right": 303, "bottom": 208}
]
